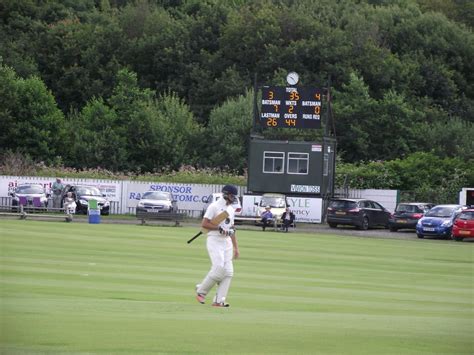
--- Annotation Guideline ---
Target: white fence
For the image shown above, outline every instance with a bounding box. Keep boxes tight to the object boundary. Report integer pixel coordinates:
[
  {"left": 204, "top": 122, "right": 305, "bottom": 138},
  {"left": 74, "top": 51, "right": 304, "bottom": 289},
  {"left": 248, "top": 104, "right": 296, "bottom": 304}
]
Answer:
[{"left": 0, "top": 175, "right": 399, "bottom": 223}]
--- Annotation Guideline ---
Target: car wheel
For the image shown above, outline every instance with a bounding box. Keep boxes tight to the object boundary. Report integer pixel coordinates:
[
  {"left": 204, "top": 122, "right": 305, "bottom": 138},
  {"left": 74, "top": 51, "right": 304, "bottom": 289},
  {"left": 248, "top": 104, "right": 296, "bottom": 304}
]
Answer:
[
  {"left": 328, "top": 223, "right": 337, "bottom": 228},
  {"left": 389, "top": 226, "right": 398, "bottom": 232},
  {"left": 453, "top": 237, "right": 463, "bottom": 242},
  {"left": 358, "top": 217, "right": 369, "bottom": 230},
  {"left": 417, "top": 233, "right": 424, "bottom": 239}
]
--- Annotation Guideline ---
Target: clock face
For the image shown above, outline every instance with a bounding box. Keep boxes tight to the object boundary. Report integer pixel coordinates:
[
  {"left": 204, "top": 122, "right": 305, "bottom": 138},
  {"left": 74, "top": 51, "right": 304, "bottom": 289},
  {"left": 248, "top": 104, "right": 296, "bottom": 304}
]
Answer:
[{"left": 287, "top": 72, "right": 299, "bottom": 85}]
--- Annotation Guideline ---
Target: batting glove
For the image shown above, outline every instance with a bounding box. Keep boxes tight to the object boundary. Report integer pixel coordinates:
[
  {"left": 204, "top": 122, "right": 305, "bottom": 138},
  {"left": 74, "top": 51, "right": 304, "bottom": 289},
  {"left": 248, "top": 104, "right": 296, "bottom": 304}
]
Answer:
[{"left": 219, "top": 226, "right": 235, "bottom": 237}]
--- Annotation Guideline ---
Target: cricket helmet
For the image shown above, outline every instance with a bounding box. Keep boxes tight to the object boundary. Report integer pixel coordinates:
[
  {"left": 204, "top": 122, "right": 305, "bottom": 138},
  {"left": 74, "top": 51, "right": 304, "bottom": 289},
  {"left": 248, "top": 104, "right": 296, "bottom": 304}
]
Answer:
[
  {"left": 222, "top": 184, "right": 238, "bottom": 196},
  {"left": 222, "top": 185, "right": 238, "bottom": 202}
]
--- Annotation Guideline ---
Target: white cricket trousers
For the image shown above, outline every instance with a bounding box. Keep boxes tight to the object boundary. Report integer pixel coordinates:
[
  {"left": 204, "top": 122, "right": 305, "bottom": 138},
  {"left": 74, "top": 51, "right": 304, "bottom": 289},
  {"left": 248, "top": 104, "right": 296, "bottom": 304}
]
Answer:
[{"left": 197, "top": 235, "right": 234, "bottom": 304}]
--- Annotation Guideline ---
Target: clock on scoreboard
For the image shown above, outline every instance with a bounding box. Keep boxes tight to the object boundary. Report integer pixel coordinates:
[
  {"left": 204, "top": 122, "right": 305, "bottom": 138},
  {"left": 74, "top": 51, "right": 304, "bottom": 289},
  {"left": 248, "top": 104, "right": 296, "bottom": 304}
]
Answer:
[{"left": 260, "top": 86, "right": 322, "bottom": 129}]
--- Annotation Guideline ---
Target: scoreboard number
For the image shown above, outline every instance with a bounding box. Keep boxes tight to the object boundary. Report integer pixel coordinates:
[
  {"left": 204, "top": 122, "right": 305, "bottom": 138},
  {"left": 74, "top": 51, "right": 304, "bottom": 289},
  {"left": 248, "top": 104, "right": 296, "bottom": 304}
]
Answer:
[{"left": 260, "top": 85, "right": 322, "bottom": 129}]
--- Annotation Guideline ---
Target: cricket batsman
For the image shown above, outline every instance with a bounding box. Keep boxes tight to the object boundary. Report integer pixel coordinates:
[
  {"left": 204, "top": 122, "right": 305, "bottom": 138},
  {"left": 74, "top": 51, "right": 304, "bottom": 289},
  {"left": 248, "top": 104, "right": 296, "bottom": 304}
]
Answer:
[{"left": 195, "top": 185, "right": 240, "bottom": 307}]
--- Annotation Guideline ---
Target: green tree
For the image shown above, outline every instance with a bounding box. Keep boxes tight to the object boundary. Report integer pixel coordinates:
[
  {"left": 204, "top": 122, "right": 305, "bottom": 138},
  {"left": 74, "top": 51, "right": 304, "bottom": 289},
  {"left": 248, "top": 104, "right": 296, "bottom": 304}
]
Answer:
[
  {"left": 108, "top": 69, "right": 201, "bottom": 172},
  {"left": 415, "top": 117, "right": 474, "bottom": 161},
  {"left": 153, "top": 91, "right": 203, "bottom": 170},
  {"left": 67, "top": 98, "right": 127, "bottom": 171},
  {"left": 36, "top": 9, "right": 122, "bottom": 112},
  {"left": 0, "top": 63, "right": 66, "bottom": 162},
  {"left": 416, "top": 0, "right": 474, "bottom": 28},
  {"left": 334, "top": 72, "right": 424, "bottom": 162},
  {"left": 332, "top": 73, "right": 375, "bottom": 162},
  {"left": 205, "top": 89, "right": 254, "bottom": 173}
]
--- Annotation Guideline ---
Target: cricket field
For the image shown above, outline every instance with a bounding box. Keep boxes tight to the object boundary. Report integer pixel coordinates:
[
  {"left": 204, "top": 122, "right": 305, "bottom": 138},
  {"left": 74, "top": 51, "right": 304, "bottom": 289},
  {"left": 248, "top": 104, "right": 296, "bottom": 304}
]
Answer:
[{"left": 0, "top": 220, "right": 472, "bottom": 354}]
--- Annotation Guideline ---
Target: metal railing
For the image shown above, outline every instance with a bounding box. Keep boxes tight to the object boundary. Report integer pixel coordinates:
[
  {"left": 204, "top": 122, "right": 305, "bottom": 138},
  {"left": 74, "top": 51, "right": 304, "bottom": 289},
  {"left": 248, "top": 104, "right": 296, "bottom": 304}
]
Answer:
[
  {"left": 0, "top": 196, "right": 12, "bottom": 206},
  {"left": 126, "top": 207, "right": 201, "bottom": 219}
]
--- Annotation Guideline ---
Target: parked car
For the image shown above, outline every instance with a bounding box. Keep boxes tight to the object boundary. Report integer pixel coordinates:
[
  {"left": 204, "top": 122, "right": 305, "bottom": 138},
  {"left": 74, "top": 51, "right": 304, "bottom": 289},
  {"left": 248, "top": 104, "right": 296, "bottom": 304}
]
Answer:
[
  {"left": 452, "top": 209, "right": 474, "bottom": 241},
  {"left": 61, "top": 185, "right": 110, "bottom": 215},
  {"left": 10, "top": 183, "right": 49, "bottom": 211},
  {"left": 255, "top": 193, "right": 288, "bottom": 220},
  {"left": 326, "top": 198, "right": 391, "bottom": 230},
  {"left": 202, "top": 192, "right": 242, "bottom": 217},
  {"left": 388, "top": 202, "right": 435, "bottom": 232},
  {"left": 136, "top": 191, "right": 178, "bottom": 215},
  {"left": 416, "top": 204, "right": 464, "bottom": 239}
]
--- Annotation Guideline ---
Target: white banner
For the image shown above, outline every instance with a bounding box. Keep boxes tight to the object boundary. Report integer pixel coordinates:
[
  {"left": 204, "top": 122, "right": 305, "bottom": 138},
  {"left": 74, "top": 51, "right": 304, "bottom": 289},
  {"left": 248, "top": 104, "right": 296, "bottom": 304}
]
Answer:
[
  {"left": 0, "top": 176, "right": 122, "bottom": 202},
  {"left": 241, "top": 194, "right": 322, "bottom": 223},
  {"left": 126, "top": 181, "right": 217, "bottom": 211}
]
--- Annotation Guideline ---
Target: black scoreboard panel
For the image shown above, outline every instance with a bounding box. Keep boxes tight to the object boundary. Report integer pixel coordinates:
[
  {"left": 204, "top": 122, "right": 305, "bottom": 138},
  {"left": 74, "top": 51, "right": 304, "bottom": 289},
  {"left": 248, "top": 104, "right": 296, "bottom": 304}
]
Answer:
[{"left": 260, "top": 86, "right": 322, "bottom": 129}]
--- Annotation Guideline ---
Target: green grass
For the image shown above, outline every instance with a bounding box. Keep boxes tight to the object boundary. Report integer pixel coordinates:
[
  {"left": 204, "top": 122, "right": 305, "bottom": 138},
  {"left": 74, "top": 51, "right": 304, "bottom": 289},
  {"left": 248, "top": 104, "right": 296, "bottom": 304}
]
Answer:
[{"left": 1, "top": 220, "right": 473, "bottom": 354}]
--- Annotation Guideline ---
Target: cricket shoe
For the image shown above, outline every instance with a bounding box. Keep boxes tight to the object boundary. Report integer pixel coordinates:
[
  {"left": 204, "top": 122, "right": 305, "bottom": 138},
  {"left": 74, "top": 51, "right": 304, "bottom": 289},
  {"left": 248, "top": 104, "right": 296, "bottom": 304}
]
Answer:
[
  {"left": 212, "top": 302, "right": 230, "bottom": 308},
  {"left": 196, "top": 293, "right": 206, "bottom": 304},
  {"left": 195, "top": 285, "right": 205, "bottom": 304}
]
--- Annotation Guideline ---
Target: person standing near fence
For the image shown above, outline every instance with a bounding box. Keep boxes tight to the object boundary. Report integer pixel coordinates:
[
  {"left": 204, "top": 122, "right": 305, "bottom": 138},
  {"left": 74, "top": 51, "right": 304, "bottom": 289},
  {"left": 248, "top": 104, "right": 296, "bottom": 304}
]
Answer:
[{"left": 51, "top": 178, "right": 64, "bottom": 209}]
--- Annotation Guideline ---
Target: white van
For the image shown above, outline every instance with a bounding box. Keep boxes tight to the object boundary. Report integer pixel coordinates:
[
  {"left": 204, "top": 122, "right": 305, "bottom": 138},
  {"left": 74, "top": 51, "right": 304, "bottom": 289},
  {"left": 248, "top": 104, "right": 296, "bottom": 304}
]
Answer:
[
  {"left": 255, "top": 193, "right": 289, "bottom": 220},
  {"left": 202, "top": 192, "right": 242, "bottom": 217}
]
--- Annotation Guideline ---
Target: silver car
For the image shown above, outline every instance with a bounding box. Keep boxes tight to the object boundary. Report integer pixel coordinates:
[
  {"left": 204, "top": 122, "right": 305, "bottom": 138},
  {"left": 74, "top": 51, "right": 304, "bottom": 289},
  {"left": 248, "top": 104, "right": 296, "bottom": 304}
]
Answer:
[{"left": 136, "top": 191, "right": 178, "bottom": 214}]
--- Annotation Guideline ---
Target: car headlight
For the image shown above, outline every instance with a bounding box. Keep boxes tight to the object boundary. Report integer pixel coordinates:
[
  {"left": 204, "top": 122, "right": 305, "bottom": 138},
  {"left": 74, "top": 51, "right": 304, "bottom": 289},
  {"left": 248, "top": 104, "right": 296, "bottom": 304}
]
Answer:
[
  {"left": 137, "top": 201, "right": 144, "bottom": 207},
  {"left": 416, "top": 220, "right": 422, "bottom": 227},
  {"left": 79, "top": 199, "right": 88, "bottom": 205},
  {"left": 441, "top": 220, "right": 452, "bottom": 227},
  {"left": 103, "top": 201, "right": 110, "bottom": 206}
]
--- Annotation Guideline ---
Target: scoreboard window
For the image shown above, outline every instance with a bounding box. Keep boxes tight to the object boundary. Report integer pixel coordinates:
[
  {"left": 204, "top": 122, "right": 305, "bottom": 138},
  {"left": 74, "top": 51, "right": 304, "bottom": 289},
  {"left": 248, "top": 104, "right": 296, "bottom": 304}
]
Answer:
[
  {"left": 263, "top": 151, "right": 285, "bottom": 174},
  {"left": 260, "top": 86, "right": 322, "bottom": 129},
  {"left": 287, "top": 152, "right": 309, "bottom": 175}
]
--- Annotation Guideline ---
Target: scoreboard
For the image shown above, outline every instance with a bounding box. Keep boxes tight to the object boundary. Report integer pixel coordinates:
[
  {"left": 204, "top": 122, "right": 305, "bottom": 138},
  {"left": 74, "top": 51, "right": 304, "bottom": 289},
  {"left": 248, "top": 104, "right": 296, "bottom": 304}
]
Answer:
[{"left": 260, "top": 86, "right": 322, "bottom": 129}]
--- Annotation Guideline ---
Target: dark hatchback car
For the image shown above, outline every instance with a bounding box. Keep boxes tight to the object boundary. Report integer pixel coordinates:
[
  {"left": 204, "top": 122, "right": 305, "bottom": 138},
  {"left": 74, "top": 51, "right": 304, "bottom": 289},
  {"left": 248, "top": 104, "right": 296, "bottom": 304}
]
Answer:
[
  {"left": 61, "top": 185, "right": 110, "bottom": 215},
  {"left": 388, "top": 202, "right": 435, "bottom": 232},
  {"left": 326, "top": 198, "right": 391, "bottom": 230}
]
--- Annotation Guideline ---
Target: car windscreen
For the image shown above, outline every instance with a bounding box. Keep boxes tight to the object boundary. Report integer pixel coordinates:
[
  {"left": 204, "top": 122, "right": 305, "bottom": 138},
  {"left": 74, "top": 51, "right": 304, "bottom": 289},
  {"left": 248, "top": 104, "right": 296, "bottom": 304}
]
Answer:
[
  {"left": 76, "top": 187, "right": 102, "bottom": 196},
  {"left": 458, "top": 211, "right": 474, "bottom": 220},
  {"left": 396, "top": 204, "right": 422, "bottom": 213},
  {"left": 261, "top": 197, "right": 286, "bottom": 208},
  {"left": 425, "top": 207, "right": 455, "bottom": 218},
  {"left": 330, "top": 200, "right": 357, "bottom": 209},
  {"left": 142, "top": 192, "right": 170, "bottom": 200},
  {"left": 16, "top": 185, "right": 44, "bottom": 194}
]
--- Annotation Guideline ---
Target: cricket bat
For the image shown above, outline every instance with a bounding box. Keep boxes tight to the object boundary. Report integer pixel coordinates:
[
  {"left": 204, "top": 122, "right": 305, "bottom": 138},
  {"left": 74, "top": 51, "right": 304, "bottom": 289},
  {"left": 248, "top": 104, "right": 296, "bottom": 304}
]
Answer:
[{"left": 187, "top": 210, "right": 229, "bottom": 244}]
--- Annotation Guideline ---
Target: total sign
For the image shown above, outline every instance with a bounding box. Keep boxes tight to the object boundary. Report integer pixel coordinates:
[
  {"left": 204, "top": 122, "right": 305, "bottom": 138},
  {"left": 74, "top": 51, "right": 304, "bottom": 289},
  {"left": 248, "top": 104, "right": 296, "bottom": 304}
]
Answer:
[{"left": 241, "top": 195, "right": 323, "bottom": 223}]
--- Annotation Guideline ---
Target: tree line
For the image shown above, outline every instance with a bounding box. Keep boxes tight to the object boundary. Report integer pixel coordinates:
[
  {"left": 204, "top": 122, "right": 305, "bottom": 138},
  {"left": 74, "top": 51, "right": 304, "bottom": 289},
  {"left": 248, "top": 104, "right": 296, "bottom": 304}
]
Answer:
[{"left": 0, "top": 0, "right": 472, "bottom": 193}]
